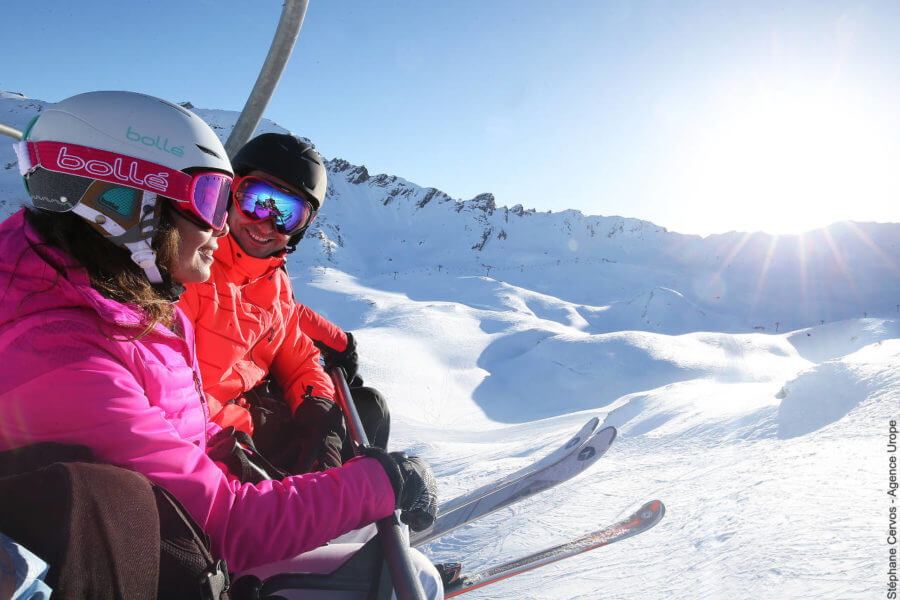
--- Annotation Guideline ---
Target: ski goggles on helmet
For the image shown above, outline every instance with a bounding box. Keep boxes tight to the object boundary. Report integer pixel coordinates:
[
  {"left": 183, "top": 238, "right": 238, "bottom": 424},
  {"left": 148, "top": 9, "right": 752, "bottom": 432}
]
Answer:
[
  {"left": 231, "top": 175, "right": 317, "bottom": 235},
  {"left": 17, "top": 140, "right": 232, "bottom": 230}
]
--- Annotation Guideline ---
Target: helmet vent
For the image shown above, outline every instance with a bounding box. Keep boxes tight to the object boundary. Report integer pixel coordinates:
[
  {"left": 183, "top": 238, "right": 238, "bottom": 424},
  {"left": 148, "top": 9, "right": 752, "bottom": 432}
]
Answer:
[
  {"left": 195, "top": 144, "right": 222, "bottom": 159},
  {"left": 98, "top": 187, "right": 139, "bottom": 218}
]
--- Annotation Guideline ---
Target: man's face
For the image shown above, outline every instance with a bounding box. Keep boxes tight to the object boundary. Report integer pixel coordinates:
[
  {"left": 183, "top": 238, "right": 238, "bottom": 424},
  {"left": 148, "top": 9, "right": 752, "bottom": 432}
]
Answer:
[{"left": 227, "top": 169, "right": 294, "bottom": 258}]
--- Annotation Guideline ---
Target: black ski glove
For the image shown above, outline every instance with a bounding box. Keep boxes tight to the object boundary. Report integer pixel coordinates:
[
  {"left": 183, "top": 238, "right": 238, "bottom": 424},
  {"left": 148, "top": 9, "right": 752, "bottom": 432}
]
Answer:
[
  {"left": 315, "top": 331, "right": 360, "bottom": 384},
  {"left": 291, "top": 394, "right": 346, "bottom": 473},
  {"left": 362, "top": 447, "right": 437, "bottom": 531}
]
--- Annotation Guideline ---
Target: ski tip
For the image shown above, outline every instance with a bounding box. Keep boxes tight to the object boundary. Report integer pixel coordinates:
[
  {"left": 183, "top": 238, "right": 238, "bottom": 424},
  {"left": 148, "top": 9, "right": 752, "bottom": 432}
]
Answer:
[
  {"left": 607, "top": 426, "right": 617, "bottom": 443},
  {"left": 566, "top": 416, "right": 602, "bottom": 449},
  {"left": 573, "top": 426, "right": 617, "bottom": 464},
  {"left": 596, "top": 425, "right": 617, "bottom": 445},
  {"left": 641, "top": 499, "right": 666, "bottom": 522}
]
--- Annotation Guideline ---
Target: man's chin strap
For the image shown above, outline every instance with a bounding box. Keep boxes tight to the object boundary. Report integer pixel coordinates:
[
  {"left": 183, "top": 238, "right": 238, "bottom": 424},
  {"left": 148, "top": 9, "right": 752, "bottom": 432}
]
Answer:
[
  {"left": 72, "top": 191, "right": 163, "bottom": 283},
  {"left": 284, "top": 225, "right": 310, "bottom": 254}
]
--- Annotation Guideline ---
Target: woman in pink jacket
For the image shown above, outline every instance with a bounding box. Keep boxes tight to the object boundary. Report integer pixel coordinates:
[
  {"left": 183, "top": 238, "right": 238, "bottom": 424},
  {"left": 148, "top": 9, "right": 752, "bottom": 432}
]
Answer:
[{"left": 0, "top": 91, "right": 440, "bottom": 598}]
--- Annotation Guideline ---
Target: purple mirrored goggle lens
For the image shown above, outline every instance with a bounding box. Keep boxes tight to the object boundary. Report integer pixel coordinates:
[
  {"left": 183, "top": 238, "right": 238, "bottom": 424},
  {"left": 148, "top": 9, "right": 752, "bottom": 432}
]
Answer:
[
  {"left": 189, "top": 173, "right": 232, "bottom": 230},
  {"left": 233, "top": 177, "right": 314, "bottom": 234}
]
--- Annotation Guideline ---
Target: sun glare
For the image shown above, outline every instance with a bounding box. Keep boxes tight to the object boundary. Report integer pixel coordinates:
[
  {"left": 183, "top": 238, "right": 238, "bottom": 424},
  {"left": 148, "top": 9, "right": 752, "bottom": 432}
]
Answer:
[{"left": 675, "top": 89, "right": 897, "bottom": 235}]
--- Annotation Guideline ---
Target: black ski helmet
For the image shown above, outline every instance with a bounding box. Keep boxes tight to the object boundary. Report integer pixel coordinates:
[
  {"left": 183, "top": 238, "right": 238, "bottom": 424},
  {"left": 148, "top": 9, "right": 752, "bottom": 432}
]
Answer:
[{"left": 231, "top": 133, "right": 327, "bottom": 250}]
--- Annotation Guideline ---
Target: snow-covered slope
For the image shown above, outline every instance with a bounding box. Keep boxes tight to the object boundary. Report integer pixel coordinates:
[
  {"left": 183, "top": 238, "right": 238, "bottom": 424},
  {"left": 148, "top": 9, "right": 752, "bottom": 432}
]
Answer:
[
  {"left": 300, "top": 266, "right": 896, "bottom": 600},
  {"left": 1, "top": 93, "right": 897, "bottom": 599}
]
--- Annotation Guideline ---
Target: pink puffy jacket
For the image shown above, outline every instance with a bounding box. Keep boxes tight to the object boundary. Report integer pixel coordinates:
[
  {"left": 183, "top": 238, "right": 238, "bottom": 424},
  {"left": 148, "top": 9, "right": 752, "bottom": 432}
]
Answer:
[{"left": 0, "top": 209, "right": 395, "bottom": 571}]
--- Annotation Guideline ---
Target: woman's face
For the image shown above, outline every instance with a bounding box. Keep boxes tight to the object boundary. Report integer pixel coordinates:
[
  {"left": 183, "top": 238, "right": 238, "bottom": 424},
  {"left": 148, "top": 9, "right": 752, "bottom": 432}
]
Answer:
[{"left": 168, "top": 210, "right": 228, "bottom": 284}]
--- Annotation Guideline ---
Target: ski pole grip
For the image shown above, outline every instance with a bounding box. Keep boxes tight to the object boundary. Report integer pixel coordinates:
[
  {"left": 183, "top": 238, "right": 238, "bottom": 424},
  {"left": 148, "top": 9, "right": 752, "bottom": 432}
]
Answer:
[{"left": 327, "top": 366, "right": 427, "bottom": 600}]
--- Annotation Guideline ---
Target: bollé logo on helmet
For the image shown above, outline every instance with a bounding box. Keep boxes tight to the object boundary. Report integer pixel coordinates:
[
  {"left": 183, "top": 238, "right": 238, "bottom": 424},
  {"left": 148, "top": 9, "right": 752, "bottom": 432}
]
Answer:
[
  {"left": 125, "top": 126, "right": 184, "bottom": 157},
  {"left": 56, "top": 146, "right": 170, "bottom": 193}
]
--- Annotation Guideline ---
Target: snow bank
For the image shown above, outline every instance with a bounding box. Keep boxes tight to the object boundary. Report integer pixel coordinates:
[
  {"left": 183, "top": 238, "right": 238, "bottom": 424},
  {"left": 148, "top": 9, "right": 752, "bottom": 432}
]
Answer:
[{"left": 777, "top": 338, "right": 900, "bottom": 439}]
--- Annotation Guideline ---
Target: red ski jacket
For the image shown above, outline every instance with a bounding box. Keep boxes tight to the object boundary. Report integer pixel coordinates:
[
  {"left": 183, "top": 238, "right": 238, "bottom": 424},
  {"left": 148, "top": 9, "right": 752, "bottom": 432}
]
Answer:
[{"left": 178, "top": 234, "right": 347, "bottom": 433}]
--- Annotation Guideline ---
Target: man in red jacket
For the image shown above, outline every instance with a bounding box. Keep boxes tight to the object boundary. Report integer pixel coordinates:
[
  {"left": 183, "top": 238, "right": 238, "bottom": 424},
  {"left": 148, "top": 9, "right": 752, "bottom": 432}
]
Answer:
[{"left": 178, "top": 133, "right": 389, "bottom": 474}]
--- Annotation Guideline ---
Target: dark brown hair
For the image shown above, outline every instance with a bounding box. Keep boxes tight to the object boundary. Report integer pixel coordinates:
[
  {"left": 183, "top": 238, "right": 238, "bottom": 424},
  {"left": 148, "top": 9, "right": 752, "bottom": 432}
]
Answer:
[{"left": 23, "top": 203, "right": 184, "bottom": 338}]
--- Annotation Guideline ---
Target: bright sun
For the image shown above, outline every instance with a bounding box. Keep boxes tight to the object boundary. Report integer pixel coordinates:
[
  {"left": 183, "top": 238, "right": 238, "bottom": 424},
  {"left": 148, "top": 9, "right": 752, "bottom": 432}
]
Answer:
[{"left": 674, "top": 89, "right": 897, "bottom": 235}]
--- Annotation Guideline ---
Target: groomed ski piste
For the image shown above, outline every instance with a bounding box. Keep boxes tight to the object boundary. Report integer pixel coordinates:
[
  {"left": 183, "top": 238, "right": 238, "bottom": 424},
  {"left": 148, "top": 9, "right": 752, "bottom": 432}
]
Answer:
[{"left": 2, "top": 92, "right": 898, "bottom": 599}]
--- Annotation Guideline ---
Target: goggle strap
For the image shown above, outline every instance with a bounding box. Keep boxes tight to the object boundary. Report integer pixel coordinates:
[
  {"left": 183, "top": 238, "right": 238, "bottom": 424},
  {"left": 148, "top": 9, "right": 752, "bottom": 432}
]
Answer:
[
  {"left": 25, "top": 140, "right": 193, "bottom": 205},
  {"left": 25, "top": 140, "right": 231, "bottom": 231}
]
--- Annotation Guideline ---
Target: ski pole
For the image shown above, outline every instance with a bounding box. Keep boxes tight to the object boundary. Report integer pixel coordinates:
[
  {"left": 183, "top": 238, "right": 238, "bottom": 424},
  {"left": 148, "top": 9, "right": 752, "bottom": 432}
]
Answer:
[
  {"left": 327, "top": 366, "right": 428, "bottom": 600},
  {"left": 225, "top": 0, "right": 309, "bottom": 158}
]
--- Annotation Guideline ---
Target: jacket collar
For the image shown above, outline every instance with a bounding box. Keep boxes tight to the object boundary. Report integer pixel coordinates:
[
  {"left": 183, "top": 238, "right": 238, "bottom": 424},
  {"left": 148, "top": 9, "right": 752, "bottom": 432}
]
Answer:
[
  {"left": 213, "top": 233, "right": 285, "bottom": 285},
  {"left": 0, "top": 209, "right": 184, "bottom": 339}
]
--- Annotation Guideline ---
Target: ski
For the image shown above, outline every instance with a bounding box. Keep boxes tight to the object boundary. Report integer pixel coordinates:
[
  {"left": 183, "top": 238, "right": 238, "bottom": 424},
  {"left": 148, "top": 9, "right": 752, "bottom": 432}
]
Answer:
[
  {"left": 442, "top": 499, "right": 666, "bottom": 597},
  {"left": 411, "top": 424, "right": 616, "bottom": 547},
  {"left": 439, "top": 416, "right": 600, "bottom": 516}
]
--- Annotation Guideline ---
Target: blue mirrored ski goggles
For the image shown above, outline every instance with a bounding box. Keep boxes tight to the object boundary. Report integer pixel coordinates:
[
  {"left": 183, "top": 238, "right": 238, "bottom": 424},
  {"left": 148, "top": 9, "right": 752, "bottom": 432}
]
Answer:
[{"left": 231, "top": 175, "right": 316, "bottom": 235}]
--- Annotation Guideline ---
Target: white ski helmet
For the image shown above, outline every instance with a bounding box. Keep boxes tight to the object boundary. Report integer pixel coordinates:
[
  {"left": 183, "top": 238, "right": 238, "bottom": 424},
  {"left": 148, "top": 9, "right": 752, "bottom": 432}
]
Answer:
[{"left": 14, "top": 91, "right": 233, "bottom": 282}]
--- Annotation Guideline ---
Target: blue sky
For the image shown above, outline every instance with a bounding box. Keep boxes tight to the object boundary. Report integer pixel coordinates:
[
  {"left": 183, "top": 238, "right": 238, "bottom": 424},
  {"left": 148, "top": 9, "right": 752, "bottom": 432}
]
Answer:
[{"left": 5, "top": 1, "right": 899, "bottom": 235}]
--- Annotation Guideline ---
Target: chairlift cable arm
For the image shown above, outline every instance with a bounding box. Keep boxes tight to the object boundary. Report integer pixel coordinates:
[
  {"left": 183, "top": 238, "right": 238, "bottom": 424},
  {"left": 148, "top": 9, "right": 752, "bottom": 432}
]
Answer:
[{"left": 225, "top": 0, "right": 309, "bottom": 158}]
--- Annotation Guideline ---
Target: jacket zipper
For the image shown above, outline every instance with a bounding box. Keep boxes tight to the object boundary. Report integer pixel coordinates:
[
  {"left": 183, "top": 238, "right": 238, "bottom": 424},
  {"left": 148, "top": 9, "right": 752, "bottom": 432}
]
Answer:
[
  {"left": 247, "top": 327, "right": 275, "bottom": 369},
  {"left": 193, "top": 371, "right": 209, "bottom": 424}
]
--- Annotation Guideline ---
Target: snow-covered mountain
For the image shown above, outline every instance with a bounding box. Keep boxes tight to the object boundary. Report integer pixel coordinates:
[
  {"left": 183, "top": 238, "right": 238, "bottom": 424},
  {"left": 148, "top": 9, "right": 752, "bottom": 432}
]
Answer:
[
  {"left": 2, "top": 93, "right": 897, "bottom": 335},
  {"left": 310, "top": 165, "right": 897, "bottom": 332},
  {"left": 2, "top": 93, "right": 897, "bottom": 599}
]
